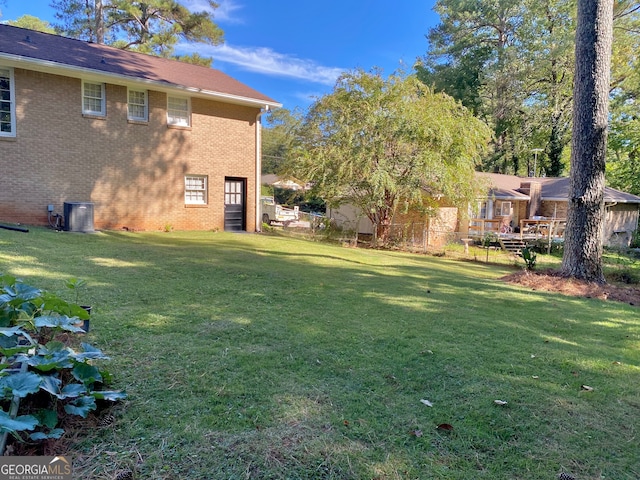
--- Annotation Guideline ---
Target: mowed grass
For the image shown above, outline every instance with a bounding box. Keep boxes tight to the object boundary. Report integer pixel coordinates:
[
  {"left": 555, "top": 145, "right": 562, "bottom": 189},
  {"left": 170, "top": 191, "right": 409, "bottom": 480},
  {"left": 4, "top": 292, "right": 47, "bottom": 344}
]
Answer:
[{"left": 0, "top": 228, "right": 638, "bottom": 480}]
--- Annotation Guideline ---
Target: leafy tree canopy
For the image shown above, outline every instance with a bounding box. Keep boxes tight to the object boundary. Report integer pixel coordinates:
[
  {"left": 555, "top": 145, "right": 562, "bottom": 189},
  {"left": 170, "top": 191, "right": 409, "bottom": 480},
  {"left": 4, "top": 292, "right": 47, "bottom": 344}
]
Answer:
[
  {"left": 419, "top": 0, "right": 576, "bottom": 177},
  {"left": 607, "top": 0, "right": 640, "bottom": 195},
  {"left": 6, "top": 15, "right": 56, "bottom": 33},
  {"left": 50, "top": 0, "right": 223, "bottom": 64},
  {"left": 262, "top": 108, "right": 304, "bottom": 175},
  {"left": 289, "top": 69, "right": 491, "bottom": 245}
]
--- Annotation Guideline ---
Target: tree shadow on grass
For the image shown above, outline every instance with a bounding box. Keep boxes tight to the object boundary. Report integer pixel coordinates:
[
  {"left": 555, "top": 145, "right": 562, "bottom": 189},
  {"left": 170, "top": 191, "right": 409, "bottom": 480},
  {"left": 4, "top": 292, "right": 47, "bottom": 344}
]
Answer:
[{"left": 0, "top": 229, "right": 638, "bottom": 479}]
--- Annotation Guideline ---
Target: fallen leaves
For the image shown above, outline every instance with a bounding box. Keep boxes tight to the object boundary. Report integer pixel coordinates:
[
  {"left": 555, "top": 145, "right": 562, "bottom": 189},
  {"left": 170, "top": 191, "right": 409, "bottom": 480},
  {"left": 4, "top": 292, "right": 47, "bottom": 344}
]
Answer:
[{"left": 436, "top": 423, "right": 454, "bottom": 432}]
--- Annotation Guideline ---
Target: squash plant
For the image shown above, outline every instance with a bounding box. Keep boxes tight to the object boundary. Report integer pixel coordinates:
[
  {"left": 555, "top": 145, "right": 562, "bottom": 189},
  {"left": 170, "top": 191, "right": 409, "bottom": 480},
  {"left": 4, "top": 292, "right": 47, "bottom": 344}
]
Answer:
[{"left": 0, "top": 274, "right": 126, "bottom": 447}]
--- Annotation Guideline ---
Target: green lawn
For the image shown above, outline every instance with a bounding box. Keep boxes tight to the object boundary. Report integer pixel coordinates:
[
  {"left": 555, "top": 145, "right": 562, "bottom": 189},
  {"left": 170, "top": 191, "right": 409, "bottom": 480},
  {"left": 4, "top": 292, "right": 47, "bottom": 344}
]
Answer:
[{"left": 1, "top": 228, "right": 638, "bottom": 480}]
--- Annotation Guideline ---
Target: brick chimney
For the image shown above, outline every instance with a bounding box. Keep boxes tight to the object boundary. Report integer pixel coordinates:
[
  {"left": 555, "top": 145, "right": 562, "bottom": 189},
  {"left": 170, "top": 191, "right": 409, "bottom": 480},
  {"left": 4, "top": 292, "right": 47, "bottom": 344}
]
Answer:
[{"left": 519, "top": 181, "right": 542, "bottom": 218}]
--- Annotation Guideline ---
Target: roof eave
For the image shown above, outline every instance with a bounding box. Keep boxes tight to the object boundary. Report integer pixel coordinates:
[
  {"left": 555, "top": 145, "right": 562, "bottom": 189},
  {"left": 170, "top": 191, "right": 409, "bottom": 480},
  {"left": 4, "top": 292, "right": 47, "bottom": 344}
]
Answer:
[{"left": 0, "top": 52, "right": 282, "bottom": 109}]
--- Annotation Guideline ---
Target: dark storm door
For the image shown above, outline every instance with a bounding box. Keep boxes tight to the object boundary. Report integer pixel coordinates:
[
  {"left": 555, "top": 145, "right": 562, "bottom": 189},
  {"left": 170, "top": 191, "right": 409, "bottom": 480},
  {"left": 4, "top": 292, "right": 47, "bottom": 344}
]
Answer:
[{"left": 224, "top": 178, "right": 246, "bottom": 231}]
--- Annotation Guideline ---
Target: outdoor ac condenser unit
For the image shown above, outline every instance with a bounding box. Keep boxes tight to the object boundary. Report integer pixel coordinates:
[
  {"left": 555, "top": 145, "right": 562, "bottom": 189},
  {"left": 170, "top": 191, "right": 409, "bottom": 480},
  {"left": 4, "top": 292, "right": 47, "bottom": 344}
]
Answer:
[{"left": 63, "top": 202, "right": 95, "bottom": 233}]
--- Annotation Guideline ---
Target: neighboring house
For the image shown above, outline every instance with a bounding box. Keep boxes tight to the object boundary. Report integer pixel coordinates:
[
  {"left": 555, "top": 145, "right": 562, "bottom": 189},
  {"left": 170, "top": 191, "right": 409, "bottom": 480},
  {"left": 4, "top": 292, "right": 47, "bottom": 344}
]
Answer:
[
  {"left": 464, "top": 173, "right": 640, "bottom": 247},
  {"left": 328, "top": 172, "right": 640, "bottom": 248},
  {"left": 0, "top": 24, "right": 280, "bottom": 232},
  {"left": 327, "top": 201, "right": 458, "bottom": 248}
]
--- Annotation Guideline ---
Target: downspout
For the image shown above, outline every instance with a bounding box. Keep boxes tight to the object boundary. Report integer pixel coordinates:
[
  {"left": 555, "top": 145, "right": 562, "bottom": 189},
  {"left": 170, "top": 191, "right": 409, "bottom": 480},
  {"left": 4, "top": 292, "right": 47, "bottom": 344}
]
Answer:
[{"left": 255, "top": 106, "right": 270, "bottom": 232}]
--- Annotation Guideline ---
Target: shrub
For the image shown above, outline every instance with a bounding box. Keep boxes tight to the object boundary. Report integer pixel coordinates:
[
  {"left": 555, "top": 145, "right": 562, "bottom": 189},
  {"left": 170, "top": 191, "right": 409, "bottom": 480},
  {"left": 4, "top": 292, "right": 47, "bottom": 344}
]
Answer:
[
  {"left": 0, "top": 274, "right": 125, "bottom": 450},
  {"left": 521, "top": 247, "right": 538, "bottom": 270}
]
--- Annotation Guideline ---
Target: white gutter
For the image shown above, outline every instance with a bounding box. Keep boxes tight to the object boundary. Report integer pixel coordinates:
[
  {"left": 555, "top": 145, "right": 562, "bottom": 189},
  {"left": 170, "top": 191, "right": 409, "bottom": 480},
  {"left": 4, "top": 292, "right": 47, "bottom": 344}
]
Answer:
[
  {"left": 543, "top": 196, "right": 640, "bottom": 204},
  {"left": 0, "top": 52, "right": 282, "bottom": 109}
]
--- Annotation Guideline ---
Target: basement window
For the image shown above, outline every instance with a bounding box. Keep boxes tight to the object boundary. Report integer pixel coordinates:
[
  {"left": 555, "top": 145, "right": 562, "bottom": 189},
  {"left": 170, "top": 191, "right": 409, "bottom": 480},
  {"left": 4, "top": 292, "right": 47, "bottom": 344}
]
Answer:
[
  {"left": 185, "top": 175, "right": 207, "bottom": 205},
  {"left": 82, "top": 81, "right": 106, "bottom": 116},
  {"left": 0, "top": 67, "right": 16, "bottom": 137}
]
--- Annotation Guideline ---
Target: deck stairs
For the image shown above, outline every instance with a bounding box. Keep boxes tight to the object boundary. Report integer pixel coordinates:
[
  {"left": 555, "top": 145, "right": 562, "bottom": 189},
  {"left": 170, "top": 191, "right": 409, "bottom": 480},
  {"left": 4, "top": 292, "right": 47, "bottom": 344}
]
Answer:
[{"left": 499, "top": 237, "right": 528, "bottom": 256}]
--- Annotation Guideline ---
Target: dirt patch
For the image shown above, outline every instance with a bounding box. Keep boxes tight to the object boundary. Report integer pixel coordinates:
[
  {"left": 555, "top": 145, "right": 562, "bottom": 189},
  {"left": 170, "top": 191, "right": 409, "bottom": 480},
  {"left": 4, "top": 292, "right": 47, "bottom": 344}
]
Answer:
[{"left": 501, "top": 269, "right": 640, "bottom": 307}]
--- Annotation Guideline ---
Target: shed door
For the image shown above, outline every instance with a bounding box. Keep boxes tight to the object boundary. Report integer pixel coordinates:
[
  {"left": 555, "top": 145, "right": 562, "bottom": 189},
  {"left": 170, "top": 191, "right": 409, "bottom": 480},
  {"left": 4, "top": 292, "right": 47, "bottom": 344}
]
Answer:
[{"left": 224, "top": 178, "right": 246, "bottom": 231}]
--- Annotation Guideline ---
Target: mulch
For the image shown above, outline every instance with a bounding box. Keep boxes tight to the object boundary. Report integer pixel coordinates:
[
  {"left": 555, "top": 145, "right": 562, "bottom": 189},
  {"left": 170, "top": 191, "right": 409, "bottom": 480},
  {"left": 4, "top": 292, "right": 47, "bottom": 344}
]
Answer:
[{"left": 501, "top": 269, "right": 640, "bottom": 307}]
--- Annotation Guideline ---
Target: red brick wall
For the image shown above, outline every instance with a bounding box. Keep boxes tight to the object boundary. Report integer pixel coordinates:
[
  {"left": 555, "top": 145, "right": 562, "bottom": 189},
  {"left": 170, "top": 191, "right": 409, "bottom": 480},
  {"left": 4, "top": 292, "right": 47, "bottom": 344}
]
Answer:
[{"left": 0, "top": 68, "right": 260, "bottom": 231}]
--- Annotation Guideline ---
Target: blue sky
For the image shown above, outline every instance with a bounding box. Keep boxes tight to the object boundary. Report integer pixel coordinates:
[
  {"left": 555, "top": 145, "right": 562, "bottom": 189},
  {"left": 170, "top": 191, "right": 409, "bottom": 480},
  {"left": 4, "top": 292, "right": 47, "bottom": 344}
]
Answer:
[{"left": 1, "top": 1, "right": 439, "bottom": 112}]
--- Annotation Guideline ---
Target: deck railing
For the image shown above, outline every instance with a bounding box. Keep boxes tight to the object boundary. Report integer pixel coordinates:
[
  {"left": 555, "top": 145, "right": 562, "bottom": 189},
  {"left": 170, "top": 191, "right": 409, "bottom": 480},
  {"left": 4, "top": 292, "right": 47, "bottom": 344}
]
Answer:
[
  {"left": 519, "top": 218, "right": 566, "bottom": 240},
  {"left": 468, "top": 217, "right": 567, "bottom": 240}
]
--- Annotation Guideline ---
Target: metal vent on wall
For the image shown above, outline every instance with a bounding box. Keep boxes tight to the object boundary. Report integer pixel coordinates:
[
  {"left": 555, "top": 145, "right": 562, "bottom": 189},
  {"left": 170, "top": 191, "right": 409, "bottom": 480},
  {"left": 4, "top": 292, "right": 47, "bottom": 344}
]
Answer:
[{"left": 63, "top": 202, "right": 95, "bottom": 233}]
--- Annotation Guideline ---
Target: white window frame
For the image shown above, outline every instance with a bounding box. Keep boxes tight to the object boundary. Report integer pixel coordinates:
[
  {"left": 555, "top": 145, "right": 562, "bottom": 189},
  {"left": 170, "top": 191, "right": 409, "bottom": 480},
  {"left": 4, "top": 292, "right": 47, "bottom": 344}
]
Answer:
[
  {"left": 127, "top": 88, "right": 148, "bottom": 121},
  {"left": 167, "top": 96, "right": 190, "bottom": 127},
  {"left": 0, "top": 67, "right": 16, "bottom": 137},
  {"left": 498, "top": 201, "right": 512, "bottom": 217},
  {"left": 479, "top": 201, "right": 488, "bottom": 219},
  {"left": 82, "top": 81, "right": 106, "bottom": 116},
  {"left": 185, "top": 175, "right": 207, "bottom": 205}
]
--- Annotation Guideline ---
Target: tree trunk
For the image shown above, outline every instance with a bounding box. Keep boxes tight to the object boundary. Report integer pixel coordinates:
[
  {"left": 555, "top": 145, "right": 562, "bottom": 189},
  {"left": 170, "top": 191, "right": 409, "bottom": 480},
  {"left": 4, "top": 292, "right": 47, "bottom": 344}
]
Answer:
[
  {"left": 561, "top": 0, "right": 613, "bottom": 284},
  {"left": 95, "top": 0, "right": 104, "bottom": 44},
  {"left": 375, "top": 209, "right": 393, "bottom": 247}
]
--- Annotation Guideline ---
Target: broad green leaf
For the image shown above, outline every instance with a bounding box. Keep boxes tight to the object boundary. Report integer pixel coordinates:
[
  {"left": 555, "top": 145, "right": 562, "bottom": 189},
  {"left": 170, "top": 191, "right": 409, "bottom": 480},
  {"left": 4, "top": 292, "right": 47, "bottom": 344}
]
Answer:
[
  {"left": 30, "top": 428, "right": 64, "bottom": 440},
  {"left": 0, "top": 274, "right": 17, "bottom": 286},
  {"left": 0, "top": 331, "right": 34, "bottom": 356},
  {"left": 34, "top": 315, "right": 85, "bottom": 333},
  {"left": 64, "top": 396, "right": 96, "bottom": 418},
  {"left": 35, "top": 408, "right": 58, "bottom": 429},
  {"left": 44, "top": 341, "right": 66, "bottom": 352},
  {"left": 60, "top": 383, "right": 87, "bottom": 399},
  {"left": 0, "top": 410, "right": 38, "bottom": 433},
  {"left": 0, "top": 326, "right": 26, "bottom": 337},
  {"left": 6, "top": 282, "right": 42, "bottom": 301},
  {"left": 69, "top": 304, "right": 90, "bottom": 320},
  {"left": 72, "top": 363, "right": 102, "bottom": 385},
  {"left": 21, "top": 351, "right": 73, "bottom": 371},
  {"left": 0, "top": 372, "right": 42, "bottom": 398},
  {"left": 74, "top": 343, "right": 109, "bottom": 361},
  {"left": 39, "top": 375, "right": 62, "bottom": 398},
  {"left": 0, "top": 344, "right": 32, "bottom": 356},
  {"left": 91, "top": 390, "right": 127, "bottom": 401}
]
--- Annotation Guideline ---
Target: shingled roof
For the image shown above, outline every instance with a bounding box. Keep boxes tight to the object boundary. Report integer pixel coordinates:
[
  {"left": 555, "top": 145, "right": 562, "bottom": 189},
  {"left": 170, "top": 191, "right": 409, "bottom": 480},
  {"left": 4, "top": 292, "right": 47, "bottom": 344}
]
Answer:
[
  {"left": 537, "top": 177, "right": 640, "bottom": 204},
  {"left": 0, "top": 23, "right": 280, "bottom": 109},
  {"left": 476, "top": 172, "right": 640, "bottom": 204}
]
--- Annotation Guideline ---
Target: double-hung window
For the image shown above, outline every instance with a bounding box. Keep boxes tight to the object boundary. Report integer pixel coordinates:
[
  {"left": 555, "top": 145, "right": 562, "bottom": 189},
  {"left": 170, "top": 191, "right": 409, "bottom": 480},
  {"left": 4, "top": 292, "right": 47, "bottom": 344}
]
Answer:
[
  {"left": 128, "top": 89, "right": 148, "bottom": 121},
  {"left": 167, "top": 96, "right": 190, "bottom": 127},
  {"left": 497, "top": 201, "right": 512, "bottom": 216},
  {"left": 82, "top": 81, "right": 105, "bottom": 116},
  {"left": 0, "top": 67, "right": 16, "bottom": 137},
  {"left": 185, "top": 175, "right": 207, "bottom": 205}
]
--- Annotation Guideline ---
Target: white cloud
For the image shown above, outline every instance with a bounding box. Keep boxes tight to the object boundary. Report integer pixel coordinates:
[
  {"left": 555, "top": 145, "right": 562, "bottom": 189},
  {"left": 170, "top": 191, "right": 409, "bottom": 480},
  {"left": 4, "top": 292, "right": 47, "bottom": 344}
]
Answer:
[
  {"left": 180, "top": 43, "right": 345, "bottom": 86},
  {"left": 181, "top": 0, "right": 244, "bottom": 23}
]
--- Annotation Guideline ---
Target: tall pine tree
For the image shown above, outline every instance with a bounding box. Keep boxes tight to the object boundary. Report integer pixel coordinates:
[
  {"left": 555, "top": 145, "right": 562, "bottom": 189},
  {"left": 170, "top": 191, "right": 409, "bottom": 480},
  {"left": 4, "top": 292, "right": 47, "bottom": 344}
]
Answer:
[{"left": 561, "top": 0, "right": 614, "bottom": 283}]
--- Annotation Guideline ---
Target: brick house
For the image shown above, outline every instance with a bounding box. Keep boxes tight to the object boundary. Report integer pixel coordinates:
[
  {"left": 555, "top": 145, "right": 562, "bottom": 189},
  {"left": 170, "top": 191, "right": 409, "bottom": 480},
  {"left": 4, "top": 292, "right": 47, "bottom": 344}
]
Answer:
[
  {"left": 0, "top": 24, "right": 280, "bottom": 232},
  {"left": 328, "top": 172, "right": 640, "bottom": 248},
  {"left": 465, "top": 173, "right": 640, "bottom": 247}
]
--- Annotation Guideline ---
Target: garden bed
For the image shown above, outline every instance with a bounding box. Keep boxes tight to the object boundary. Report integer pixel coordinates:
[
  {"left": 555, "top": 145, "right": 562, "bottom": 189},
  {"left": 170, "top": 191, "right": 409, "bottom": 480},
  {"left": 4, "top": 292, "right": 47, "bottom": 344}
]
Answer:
[{"left": 502, "top": 269, "right": 640, "bottom": 306}]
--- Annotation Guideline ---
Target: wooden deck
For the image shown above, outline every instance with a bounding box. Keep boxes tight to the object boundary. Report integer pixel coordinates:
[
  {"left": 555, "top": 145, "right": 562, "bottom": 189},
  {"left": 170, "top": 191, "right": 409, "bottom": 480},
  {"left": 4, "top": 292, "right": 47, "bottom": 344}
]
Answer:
[{"left": 467, "top": 217, "right": 566, "bottom": 254}]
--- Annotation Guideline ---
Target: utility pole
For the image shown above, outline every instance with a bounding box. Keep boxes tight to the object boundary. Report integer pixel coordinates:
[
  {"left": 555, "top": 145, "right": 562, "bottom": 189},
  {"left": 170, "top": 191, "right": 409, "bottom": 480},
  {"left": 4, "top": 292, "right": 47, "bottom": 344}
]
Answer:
[{"left": 531, "top": 148, "right": 543, "bottom": 177}]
